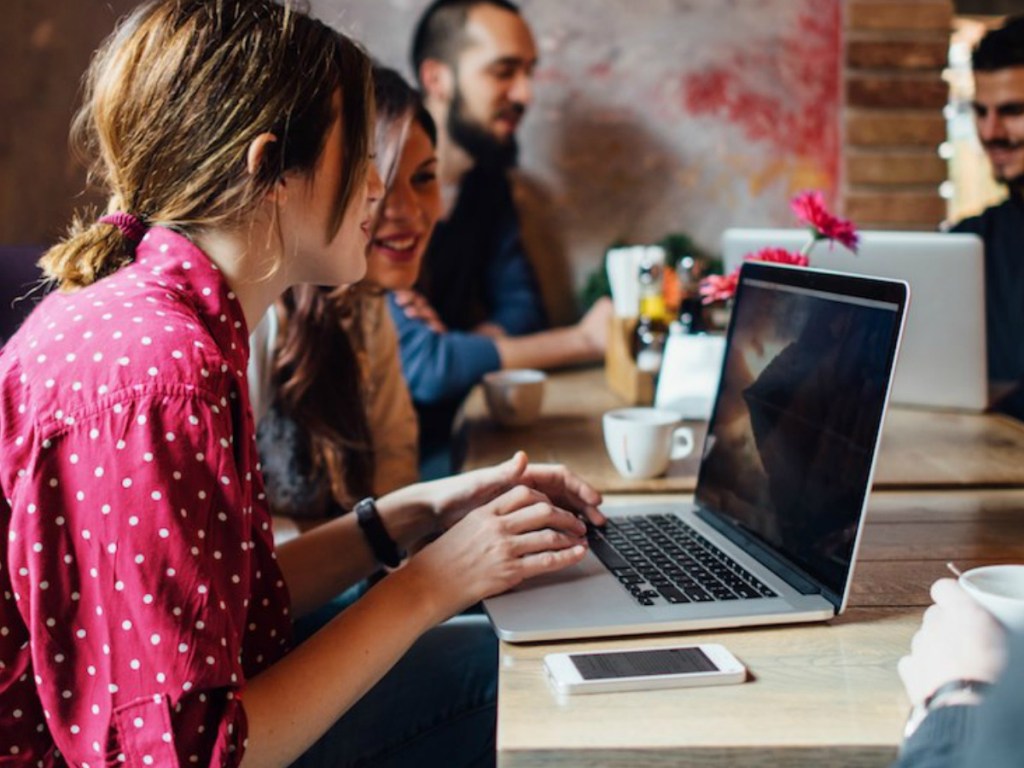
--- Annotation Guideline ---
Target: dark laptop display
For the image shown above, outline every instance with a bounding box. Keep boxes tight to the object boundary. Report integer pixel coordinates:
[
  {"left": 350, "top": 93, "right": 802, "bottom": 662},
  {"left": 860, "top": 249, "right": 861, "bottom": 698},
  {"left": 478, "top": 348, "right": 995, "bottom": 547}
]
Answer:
[
  {"left": 696, "top": 264, "right": 905, "bottom": 600},
  {"left": 484, "top": 261, "right": 907, "bottom": 643}
]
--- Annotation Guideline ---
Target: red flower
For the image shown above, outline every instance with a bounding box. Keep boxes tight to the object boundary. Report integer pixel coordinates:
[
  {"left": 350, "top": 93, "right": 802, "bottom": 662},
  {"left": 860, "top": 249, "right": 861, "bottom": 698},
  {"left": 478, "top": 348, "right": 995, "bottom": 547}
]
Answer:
[
  {"left": 700, "top": 248, "right": 809, "bottom": 303},
  {"left": 824, "top": 218, "right": 859, "bottom": 252},
  {"left": 745, "top": 247, "right": 809, "bottom": 267},
  {"left": 790, "top": 190, "right": 859, "bottom": 252},
  {"left": 700, "top": 271, "right": 739, "bottom": 304},
  {"left": 699, "top": 190, "right": 858, "bottom": 305}
]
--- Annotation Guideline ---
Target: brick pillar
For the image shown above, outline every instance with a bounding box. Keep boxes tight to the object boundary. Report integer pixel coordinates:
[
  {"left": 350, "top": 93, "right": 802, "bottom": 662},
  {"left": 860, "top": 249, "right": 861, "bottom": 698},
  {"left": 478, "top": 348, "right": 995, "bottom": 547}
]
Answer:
[{"left": 843, "top": 0, "right": 954, "bottom": 229}]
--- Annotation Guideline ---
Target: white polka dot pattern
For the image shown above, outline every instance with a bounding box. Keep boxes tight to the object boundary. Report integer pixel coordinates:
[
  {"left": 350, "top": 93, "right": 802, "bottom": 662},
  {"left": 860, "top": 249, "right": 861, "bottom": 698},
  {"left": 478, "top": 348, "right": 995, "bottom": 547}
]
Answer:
[{"left": 0, "top": 228, "right": 291, "bottom": 766}]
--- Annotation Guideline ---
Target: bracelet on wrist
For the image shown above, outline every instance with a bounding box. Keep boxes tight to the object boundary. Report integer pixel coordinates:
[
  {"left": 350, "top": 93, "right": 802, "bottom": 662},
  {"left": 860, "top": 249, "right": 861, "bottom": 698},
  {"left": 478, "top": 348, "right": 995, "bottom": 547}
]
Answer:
[{"left": 354, "top": 497, "right": 405, "bottom": 569}]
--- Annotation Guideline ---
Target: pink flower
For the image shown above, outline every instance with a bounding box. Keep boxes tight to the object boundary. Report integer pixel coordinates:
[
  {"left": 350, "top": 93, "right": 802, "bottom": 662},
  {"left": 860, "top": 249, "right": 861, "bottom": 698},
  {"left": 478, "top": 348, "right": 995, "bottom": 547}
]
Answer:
[
  {"left": 745, "top": 247, "right": 809, "bottom": 267},
  {"left": 790, "top": 190, "right": 859, "bottom": 252},
  {"left": 699, "top": 190, "right": 859, "bottom": 305},
  {"left": 700, "top": 271, "right": 739, "bottom": 304},
  {"left": 700, "top": 248, "right": 810, "bottom": 304},
  {"left": 790, "top": 190, "right": 830, "bottom": 229},
  {"left": 825, "top": 218, "right": 859, "bottom": 252}
]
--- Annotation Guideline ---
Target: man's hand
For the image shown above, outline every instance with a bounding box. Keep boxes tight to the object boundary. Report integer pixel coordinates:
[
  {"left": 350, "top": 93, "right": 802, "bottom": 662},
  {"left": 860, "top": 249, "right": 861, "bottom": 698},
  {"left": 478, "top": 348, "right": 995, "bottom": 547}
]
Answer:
[
  {"left": 577, "top": 296, "right": 613, "bottom": 355},
  {"left": 898, "top": 578, "right": 1007, "bottom": 708}
]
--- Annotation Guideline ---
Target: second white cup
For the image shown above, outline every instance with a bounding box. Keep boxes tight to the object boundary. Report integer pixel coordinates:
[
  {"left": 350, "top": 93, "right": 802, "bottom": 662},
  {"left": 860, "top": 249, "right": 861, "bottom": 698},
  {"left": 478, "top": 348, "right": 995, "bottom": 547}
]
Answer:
[
  {"left": 603, "top": 407, "right": 694, "bottom": 479},
  {"left": 483, "top": 369, "right": 547, "bottom": 427},
  {"left": 959, "top": 564, "right": 1024, "bottom": 631}
]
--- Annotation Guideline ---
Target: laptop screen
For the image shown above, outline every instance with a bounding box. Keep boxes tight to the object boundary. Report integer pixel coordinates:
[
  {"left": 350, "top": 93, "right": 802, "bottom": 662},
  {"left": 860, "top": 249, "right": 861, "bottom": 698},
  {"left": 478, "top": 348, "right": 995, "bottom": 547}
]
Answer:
[{"left": 695, "top": 263, "right": 905, "bottom": 599}]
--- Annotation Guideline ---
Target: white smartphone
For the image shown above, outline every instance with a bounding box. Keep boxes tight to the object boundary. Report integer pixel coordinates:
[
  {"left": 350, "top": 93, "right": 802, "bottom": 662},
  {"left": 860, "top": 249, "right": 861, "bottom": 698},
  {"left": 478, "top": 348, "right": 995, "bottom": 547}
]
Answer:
[{"left": 543, "top": 643, "right": 746, "bottom": 695}]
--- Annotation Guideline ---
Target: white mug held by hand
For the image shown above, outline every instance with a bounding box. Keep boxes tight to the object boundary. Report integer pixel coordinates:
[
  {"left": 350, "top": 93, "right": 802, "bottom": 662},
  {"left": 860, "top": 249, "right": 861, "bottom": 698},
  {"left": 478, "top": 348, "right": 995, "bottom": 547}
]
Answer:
[{"left": 602, "top": 407, "right": 694, "bottom": 479}]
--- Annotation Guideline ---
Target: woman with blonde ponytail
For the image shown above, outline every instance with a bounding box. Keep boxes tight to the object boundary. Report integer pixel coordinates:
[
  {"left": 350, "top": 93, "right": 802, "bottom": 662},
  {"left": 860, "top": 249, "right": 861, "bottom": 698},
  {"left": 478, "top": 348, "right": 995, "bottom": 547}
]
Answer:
[{"left": 0, "top": 2, "right": 604, "bottom": 767}]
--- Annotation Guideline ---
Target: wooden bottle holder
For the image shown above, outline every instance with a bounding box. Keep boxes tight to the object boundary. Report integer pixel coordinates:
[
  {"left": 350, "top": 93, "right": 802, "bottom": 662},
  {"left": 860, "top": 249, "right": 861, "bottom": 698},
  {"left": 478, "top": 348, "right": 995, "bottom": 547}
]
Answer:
[{"left": 604, "top": 316, "right": 655, "bottom": 405}]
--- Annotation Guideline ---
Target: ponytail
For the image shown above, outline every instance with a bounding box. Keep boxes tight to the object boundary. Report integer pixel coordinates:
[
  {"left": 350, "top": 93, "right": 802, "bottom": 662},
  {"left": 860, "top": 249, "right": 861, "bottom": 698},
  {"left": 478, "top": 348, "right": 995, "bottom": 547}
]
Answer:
[{"left": 39, "top": 210, "right": 139, "bottom": 291}]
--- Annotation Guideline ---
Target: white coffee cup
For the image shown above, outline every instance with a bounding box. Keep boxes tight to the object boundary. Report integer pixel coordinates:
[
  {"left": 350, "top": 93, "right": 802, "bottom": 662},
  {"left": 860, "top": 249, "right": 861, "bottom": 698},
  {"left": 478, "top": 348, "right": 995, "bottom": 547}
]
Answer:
[
  {"left": 483, "top": 369, "right": 546, "bottom": 427},
  {"left": 959, "top": 564, "right": 1024, "bottom": 631},
  {"left": 602, "top": 407, "right": 695, "bottom": 479}
]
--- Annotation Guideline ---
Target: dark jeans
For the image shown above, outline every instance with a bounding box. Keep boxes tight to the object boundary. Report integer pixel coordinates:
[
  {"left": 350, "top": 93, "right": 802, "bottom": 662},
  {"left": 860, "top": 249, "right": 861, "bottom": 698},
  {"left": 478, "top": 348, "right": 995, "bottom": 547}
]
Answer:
[{"left": 289, "top": 584, "right": 498, "bottom": 768}]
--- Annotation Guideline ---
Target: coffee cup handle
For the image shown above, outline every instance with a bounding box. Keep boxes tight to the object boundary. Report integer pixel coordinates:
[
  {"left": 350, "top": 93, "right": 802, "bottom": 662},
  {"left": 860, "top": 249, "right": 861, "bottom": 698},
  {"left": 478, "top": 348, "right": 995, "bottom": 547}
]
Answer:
[{"left": 671, "top": 426, "right": 695, "bottom": 459}]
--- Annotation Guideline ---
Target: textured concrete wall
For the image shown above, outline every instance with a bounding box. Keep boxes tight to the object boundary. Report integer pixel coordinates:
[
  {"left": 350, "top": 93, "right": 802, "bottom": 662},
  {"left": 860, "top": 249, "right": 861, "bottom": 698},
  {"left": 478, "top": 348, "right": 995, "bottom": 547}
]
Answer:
[{"left": 3, "top": 0, "right": 842, "bottom": 297}]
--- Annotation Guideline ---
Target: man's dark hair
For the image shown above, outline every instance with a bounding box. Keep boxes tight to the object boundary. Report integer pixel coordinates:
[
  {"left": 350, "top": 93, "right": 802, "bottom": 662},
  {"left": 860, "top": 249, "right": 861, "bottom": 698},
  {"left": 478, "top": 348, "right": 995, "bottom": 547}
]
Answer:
[
  {"left": 973, "top": 15, "right": 1024, "bottom": 72},
  {"left": 410, "top": 0, "right": 520, "bottom": 86}
]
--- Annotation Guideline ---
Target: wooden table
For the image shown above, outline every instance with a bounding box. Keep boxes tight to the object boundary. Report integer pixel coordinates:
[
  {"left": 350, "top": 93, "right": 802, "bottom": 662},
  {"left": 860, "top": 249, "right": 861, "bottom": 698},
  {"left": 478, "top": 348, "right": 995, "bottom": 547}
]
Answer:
[
  {"left": 462, "top": 367, "right": 1024, "bottom": 492},
  {"left": 496, "top": 490, "right": 1024, "bottom": 767}
]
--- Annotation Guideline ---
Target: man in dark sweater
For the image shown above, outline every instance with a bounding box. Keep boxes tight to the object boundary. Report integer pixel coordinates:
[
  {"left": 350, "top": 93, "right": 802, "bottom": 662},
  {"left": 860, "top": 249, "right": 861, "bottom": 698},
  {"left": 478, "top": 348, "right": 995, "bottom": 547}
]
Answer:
[
  {"left": 895, "top": 579, "right": 1020, "bottom": 768},
  {"left": 393, "top": 1, "right": 544, "bottom": 476},
  {"left": 951, "top": 16, "right": 1024, "bottom": 417},
  {"left": 395, "top": 1, "right": 612, "bottom": 479}
]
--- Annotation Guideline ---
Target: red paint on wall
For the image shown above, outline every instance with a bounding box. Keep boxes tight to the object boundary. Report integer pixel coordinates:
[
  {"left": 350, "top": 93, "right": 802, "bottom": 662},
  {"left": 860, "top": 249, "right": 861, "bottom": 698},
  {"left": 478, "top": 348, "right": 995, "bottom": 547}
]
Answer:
[{"left": 681, "top": 0, "right": 841, "bottom": 199}]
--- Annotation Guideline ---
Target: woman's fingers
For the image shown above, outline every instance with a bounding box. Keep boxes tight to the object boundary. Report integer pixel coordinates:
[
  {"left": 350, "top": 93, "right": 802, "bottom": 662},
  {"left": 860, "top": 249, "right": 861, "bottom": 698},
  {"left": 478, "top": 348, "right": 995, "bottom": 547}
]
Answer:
[
  {"left": 507, "top": 528, "right": 586, "bottom": 558},
  {"left": 521, "top": 463, "right": 606, "bottom": 525},
  {"left": 426, "top": 454, "right": 529, "bottom": 531},
  {"left": 483, "top": 483, "right": 549, "bottom": 516},
  {"left": 480, "top": 452, "right": 528, "bottom": 491},
  {"left": 415, "top": 488, "right": 594, "bottom": 610},
  {"left": 498, "top": 499, "right": 587, "bottom": 538},
  {"left": 455, "top": 454, "right": 528, "bottom": 505},
  {"left": 516, "top": 545, "right": 589, "bottom": 581}
]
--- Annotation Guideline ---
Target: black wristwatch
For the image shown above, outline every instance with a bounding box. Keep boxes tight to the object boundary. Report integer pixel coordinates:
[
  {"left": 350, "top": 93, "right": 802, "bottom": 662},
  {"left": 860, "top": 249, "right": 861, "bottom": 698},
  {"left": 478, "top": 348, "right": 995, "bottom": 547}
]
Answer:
[{"left": 354, "top": 497, "right": 405, "bottom": 569}]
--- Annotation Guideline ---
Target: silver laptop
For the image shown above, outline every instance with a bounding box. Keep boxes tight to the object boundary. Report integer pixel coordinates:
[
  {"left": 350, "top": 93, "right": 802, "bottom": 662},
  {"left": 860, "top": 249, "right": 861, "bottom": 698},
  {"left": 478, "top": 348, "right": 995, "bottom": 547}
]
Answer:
[
  {"left": 485, "top": 262, "right": 908, "bottom": 643},
  {"left": 723, "top": 228, "right": 985, "bottom": 411}
]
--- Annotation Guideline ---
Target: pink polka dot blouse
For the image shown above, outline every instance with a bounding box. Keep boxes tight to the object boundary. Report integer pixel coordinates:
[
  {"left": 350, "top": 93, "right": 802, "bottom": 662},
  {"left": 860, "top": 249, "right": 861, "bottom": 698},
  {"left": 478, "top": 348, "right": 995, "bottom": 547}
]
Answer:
[{"left": 0, "top": 228, "right": 293, "bottom": 766}]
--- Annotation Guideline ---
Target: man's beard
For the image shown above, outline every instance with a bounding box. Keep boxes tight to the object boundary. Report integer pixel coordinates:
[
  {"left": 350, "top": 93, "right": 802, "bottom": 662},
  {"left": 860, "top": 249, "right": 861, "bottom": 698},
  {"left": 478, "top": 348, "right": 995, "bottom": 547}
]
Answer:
[
  {"left": 984, "top": 138, "right": 1024, "bottom": 195},
  {"left": 448, "top": 87, "right": 521, "bottom": 170}
]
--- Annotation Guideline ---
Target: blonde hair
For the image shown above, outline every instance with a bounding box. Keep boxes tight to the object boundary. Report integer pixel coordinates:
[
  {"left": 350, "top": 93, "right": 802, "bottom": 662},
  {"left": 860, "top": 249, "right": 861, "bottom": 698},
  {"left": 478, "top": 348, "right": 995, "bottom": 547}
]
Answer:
[{"left": 41, "top": 0, "right": 373, "bottom": 291}]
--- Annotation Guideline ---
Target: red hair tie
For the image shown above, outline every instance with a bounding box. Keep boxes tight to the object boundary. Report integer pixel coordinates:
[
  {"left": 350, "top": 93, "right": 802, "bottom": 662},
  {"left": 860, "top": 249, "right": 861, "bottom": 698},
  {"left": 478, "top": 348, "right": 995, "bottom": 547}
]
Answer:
[{"left": 98, "top": 212, "right": 147, "bottom": 245}]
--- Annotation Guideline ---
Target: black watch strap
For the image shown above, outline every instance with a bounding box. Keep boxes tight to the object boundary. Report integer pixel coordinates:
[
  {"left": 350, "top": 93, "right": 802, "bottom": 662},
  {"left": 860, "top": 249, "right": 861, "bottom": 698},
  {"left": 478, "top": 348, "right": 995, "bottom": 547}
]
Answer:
[{"left": 354, "top": 497, "right": 404, "bottom": 569}]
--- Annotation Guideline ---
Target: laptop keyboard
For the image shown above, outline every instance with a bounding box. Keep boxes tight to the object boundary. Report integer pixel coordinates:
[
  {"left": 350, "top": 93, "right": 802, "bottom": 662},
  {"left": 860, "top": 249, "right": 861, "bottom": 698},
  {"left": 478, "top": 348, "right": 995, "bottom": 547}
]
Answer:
[{"left": 587, "top": 514, "right": 777, "bottom": 607}]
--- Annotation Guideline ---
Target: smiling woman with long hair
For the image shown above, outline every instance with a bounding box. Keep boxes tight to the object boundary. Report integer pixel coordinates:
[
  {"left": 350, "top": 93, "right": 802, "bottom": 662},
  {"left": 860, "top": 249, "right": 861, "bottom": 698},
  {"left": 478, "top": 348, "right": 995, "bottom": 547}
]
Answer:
[
  {"left": 250, "top": 67, "right": 442, "bottom": 529},
  {"left": 0, "top": 3, "right": 603, "bottom": 766}
]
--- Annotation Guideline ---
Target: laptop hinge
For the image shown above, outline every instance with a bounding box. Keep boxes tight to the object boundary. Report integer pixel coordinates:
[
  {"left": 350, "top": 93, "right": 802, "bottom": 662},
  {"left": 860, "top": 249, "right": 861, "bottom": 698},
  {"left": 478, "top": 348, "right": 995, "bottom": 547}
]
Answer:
[{"left": 695, "top": 508, "right": 841, "bottom": 610}]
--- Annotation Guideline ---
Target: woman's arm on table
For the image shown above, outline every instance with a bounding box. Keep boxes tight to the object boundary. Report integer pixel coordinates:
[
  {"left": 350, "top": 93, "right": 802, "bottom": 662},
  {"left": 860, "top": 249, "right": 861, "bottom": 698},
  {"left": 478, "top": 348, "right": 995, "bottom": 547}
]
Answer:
[
  {"left": 244, "top": 477, "right": 591, "bottom": 768},
  {"left": 275, "top": 453, "right": 605, "bottom": 617}
]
